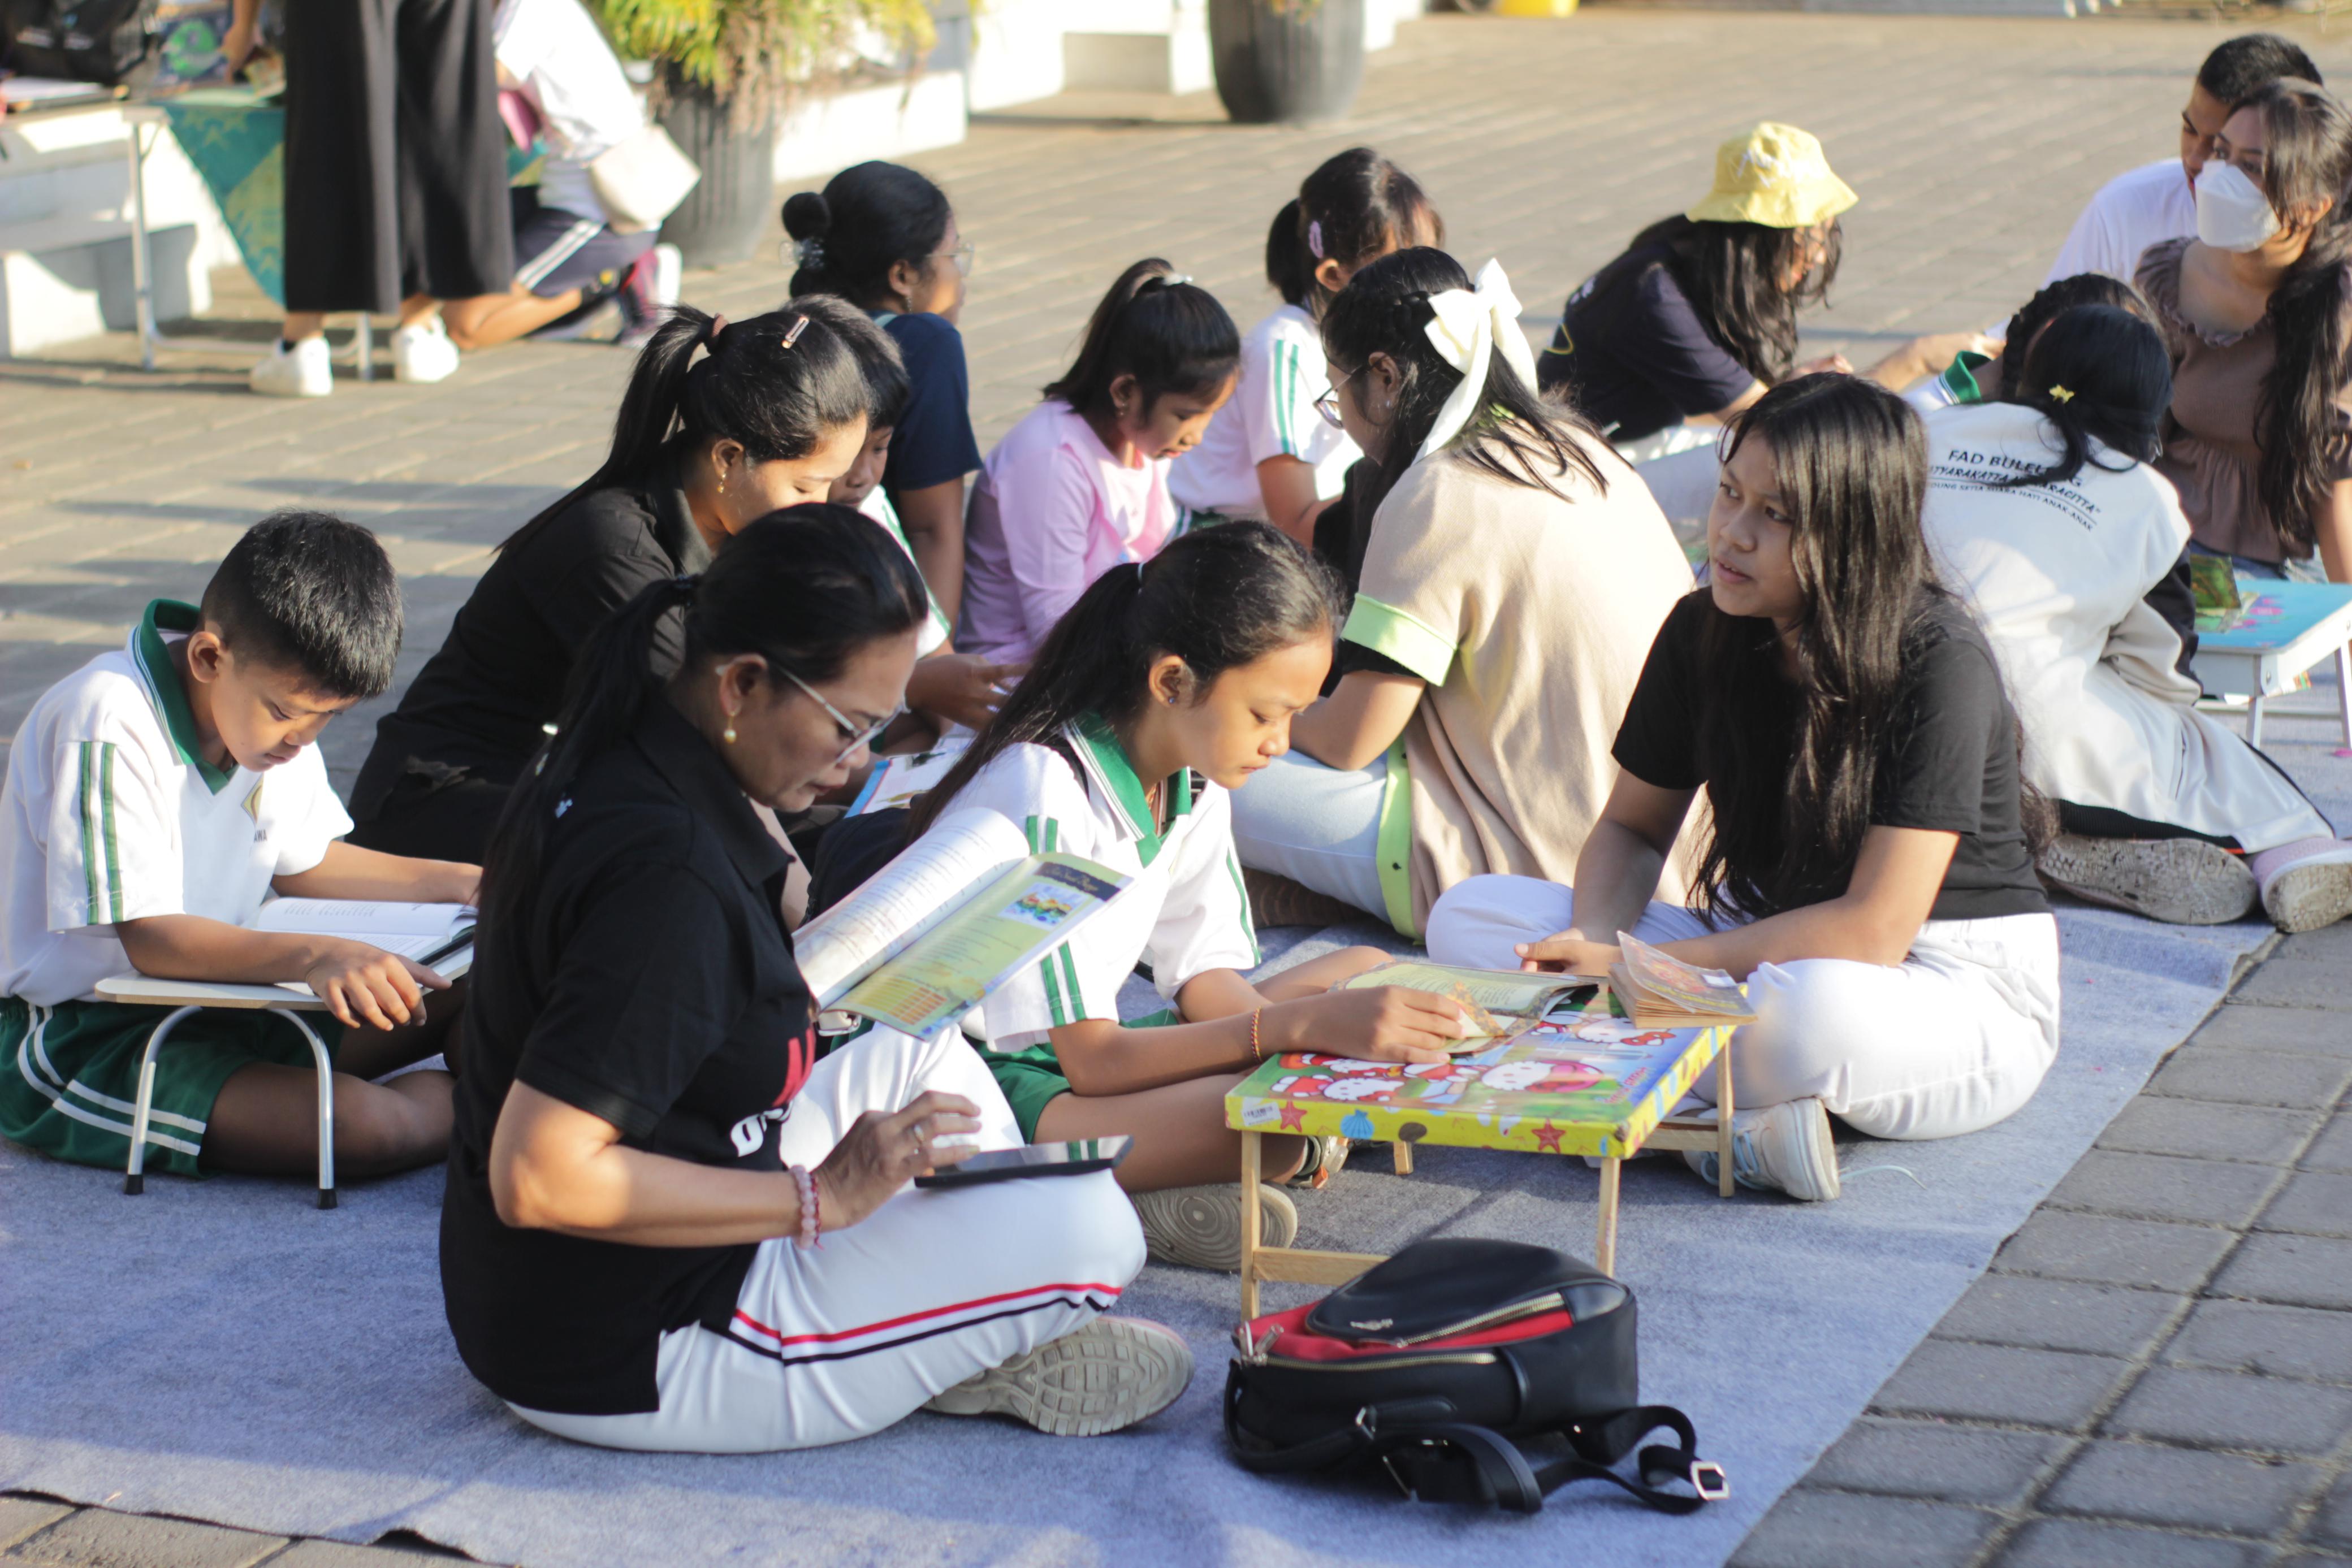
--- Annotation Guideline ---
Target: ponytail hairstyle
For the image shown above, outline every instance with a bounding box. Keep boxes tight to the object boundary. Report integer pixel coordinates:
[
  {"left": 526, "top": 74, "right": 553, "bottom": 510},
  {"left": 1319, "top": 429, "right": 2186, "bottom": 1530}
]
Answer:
[
  {"left": 909, "top": 523, "right": 1344, "bottom": 836},
  {"left": 2238, "top": 78, "right": 2352, "bottom": 551},
  {"left": 1612, "top": 213, "right": 1842, "bottom": 384},
  {"left": 781, "top": 161, "right": 953, "bottom": 306},
  {"left": 1694, "top": 374, "right": 1942, "bottom": 921},
  {"left": 1041, "top": 259, "right": 1240, "bottom": 422},
  {"left": 1265, "top": 147, "right": 1445, "bottom": 314},
  {"left": 1994, "top": 304, "right": 2171, "bottom": 488},
  {"left": 1321, "top": 246, "right": 1607, "bottom": 527},
  {"left": 503, "top": 304, "right": 870, "bottom": 554},
  {"left": 482, "top": 505, "right": 928, "bottom": 936}
]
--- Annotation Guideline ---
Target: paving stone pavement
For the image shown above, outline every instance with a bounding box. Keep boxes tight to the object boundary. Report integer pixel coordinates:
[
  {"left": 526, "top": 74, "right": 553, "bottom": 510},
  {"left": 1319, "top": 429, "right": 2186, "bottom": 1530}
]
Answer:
[{"left": 4, "top": 8, "right": 2351, "bottom": 1565}]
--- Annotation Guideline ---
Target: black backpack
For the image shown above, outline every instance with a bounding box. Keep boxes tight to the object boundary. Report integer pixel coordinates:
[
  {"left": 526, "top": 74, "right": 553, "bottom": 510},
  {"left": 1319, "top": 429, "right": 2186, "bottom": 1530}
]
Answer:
[
  {"left": 1225, "top": 1238, "right": 1727, "bottom": 1514},
  {"left": 3, "top": 0, "right": 155, "bottom": 83}
]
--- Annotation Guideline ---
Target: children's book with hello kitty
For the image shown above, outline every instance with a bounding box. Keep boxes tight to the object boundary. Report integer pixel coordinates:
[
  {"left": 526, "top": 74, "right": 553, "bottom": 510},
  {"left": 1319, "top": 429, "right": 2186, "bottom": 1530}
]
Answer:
[{"left": 1224, "top": 1012, "right": 1730, "bottom": 1159}]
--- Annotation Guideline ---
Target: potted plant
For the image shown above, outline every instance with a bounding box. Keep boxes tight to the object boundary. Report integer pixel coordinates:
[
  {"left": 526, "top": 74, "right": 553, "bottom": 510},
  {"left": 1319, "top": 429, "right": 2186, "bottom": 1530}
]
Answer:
[
  {"left": 1207, "top": 0, "right": 1364, "bottom": 125},
  {"left": 593, "top": 0, "right": 934, "bottom": 266}
]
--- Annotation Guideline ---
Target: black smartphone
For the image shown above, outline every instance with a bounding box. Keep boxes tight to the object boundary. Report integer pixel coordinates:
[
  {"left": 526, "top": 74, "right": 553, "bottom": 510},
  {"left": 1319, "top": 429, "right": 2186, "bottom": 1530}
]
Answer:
[
  {"left": 913, "top": 1136, "right": 1131, "bottom": 1189},
  {"left": 416, "top": 925, "right": 477, "bottom": 971}
]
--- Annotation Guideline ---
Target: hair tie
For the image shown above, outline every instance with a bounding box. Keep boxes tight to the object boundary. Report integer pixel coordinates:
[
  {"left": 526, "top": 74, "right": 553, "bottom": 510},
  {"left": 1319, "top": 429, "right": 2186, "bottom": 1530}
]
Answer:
[
  {"left": 703, "top": 314, "right": 729, "bottom": 351},
  {"left": 1413, "top": 258, "right": 1539, "bottom": 465},
  {"left": 1142, "top": 272, "right": 1192, "bottom": 292},
  {"left": 2048, "top": 385, "right": 2076, "bottom": 404},
  {"left": 781, "top": 314, "right": 810, "bottom": 348},
  {"left": 1307, "top": 219, "right": 1325, "bottom": 259},
  {"left": 794, "top": 236, "right": 826, "bottom": 270}
]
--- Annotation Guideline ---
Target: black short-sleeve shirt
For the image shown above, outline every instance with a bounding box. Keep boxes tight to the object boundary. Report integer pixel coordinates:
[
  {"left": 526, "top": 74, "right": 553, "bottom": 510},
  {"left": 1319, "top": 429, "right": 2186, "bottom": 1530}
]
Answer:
[
  {"left": 876, "top": 311, "right": 982, "bottom": 496},
  {"left": 1612, "top": 591, "right": 2049, "bottom": 922},
  {"left": 439, "top": 700, "right": 817, "bottom": 1417},
  {"left": 350, "top": 458, "right": 711, "bottom": 822},
  {"left": 1537, "top": 248, "right": 1758, "bottom": 447}
]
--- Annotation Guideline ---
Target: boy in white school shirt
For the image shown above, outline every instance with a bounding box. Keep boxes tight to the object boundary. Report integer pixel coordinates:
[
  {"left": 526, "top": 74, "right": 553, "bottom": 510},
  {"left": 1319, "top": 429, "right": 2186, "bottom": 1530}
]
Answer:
[{"left": 0, "top": 514, "right": 479, "bottom": 1181}]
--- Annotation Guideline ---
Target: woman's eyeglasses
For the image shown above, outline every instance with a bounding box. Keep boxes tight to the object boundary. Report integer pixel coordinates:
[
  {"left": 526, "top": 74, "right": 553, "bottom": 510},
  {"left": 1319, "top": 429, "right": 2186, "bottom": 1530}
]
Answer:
[
  {"left": 780, "top": 668, "right": 900, "bottom": 764},
  {"left": 934, "top": 243, "right": 978, "bottom": 278},
  {"left": 1313, "top": 365, "right": 1365, "bottom": 431}
]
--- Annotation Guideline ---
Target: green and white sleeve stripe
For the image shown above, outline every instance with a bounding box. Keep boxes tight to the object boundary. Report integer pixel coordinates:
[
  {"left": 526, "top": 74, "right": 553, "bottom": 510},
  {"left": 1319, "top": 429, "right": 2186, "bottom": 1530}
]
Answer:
[
  {"left": 1225, "top": 850, "right": 1260, "bottom": 965},
  {"left": 1023, "top": 814, "right": 1088, "bottom": 1026},
  {"left": 1272, "top": 342, "right": 1301, "bottom": 457},
  {"left": 76, "top": 741, "right": 126, "bottom": 925}
]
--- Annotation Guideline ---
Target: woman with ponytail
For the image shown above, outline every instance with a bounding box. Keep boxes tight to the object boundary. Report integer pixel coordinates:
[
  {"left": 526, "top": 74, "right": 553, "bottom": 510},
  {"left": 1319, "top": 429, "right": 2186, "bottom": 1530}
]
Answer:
[
  {"left": 783, "top": 162, "right": 982, "bottom": 623},
  {"left": 348, "top": 300, "right": 872, "bottom": 861},
  {"left": 442, "top": 506, "right": 1186, "bottom": 1451},
  {"left": 2137, "top": 77, "right": 2352, "bottom": 582},
  {"left": 1169, "top": 148, "right": 1443, "bottom": 542},
  {"left": 1231, "top": 247, "right": 1692, "bottom": 939},
  {"left": 958, "top": 259, "right": 1240, "bottom": 665},
  {"left": 1431, "top": 376, "right": 2061, "bottom": 1205},
  {"left": 1922, "top": 304, "right": 2352, "bottom": 933},
  {"left": 909, "top": 524, "right": 1477, "bottom": 1272}
]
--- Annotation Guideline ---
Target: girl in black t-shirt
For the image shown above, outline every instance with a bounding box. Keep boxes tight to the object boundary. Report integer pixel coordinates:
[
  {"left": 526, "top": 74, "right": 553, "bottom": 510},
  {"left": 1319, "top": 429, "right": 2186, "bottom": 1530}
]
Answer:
[
  {"left": 440, "top": 508, "right": 1186, "bottom": 1449},
  {"left": 1428, "top": 375, "right": 2061, "bottom": 1203}
]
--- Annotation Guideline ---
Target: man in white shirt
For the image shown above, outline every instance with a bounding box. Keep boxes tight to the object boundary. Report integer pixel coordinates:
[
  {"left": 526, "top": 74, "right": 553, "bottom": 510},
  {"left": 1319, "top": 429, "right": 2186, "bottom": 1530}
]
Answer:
[{"left": 2043, "top": 34, "right": 2321, "bottom": 286}]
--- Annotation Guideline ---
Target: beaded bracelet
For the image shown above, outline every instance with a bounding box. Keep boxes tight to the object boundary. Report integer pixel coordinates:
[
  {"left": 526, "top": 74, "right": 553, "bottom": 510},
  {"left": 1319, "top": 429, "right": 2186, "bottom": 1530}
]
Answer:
[
  {"left": 1248, "top": 1008, "right": 1264, "bottom": 1064},
  {"left": 789, "top": 1164, "right": 820, "bottom": 1249}
]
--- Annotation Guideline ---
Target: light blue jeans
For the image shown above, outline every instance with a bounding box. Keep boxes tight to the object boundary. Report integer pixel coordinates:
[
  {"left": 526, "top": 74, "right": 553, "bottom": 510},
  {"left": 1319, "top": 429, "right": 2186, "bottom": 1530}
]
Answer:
[{"left": 1229, "top": 750, "right": 1389, "bottom": 919}]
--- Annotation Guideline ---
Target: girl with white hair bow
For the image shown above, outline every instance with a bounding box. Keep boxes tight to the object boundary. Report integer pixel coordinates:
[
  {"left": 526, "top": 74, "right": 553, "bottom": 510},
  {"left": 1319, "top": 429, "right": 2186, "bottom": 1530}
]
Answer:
[{"left": 1229, "top": 248, "right": 1695, "bottom": 939}]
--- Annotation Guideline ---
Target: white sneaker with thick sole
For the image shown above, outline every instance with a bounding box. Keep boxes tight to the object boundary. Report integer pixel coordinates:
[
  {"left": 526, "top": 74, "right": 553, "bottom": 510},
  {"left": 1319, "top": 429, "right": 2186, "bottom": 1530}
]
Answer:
[
  {"left": 249, "top": 335, "right": 332, "bottom": 397},
  {"left": 2252, "top": 837, "right": 2352, "bottom": 933},
  {"left": 1130, "top": 1182, "right": 1296, "bottom": 1272},
  {"left": 1681, "top": 1098, "right": 1841, "bottom": 1202},
  {"left": 652, "top": 242, "right": 682, "bottom": 306},
  {"left": 392, "top": 319, "right": 461, "bottom": 383},
  {"left": 2037, "top": 834, "right": 2257, "bottom": 926},
  {"left": 922, "top": 1315, "right": 1192, "bottom": 1436}
]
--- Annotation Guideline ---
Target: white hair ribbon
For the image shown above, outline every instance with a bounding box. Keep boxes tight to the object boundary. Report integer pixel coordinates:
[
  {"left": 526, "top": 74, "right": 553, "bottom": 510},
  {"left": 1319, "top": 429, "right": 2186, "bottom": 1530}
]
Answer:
[{"left": 1414, "top": 257, "right": 1537, "bottom": 465}]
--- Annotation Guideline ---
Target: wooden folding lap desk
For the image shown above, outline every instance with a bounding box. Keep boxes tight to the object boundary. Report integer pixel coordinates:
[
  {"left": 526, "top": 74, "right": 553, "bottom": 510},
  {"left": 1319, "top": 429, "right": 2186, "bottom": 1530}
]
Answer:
[
  {"left": 2190, "top": 578, "right": 2352, "bottom": 748},
  {"left": 1225, "top": 1017, "right": 1735, "bottom": 1315}
]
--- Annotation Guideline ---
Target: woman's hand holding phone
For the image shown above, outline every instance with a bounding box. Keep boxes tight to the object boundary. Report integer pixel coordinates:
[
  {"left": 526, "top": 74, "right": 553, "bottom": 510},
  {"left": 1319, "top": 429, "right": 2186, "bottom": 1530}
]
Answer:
[{"left": 811, "top": 1089, "right": 980, "bottom": 1232}]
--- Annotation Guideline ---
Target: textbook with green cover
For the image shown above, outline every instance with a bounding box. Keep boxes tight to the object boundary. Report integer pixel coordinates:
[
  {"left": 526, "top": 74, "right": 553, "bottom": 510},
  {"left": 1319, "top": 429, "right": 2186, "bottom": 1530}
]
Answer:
[{"left": 795, "top": 807, "right": 1128, "bottom": 1039}]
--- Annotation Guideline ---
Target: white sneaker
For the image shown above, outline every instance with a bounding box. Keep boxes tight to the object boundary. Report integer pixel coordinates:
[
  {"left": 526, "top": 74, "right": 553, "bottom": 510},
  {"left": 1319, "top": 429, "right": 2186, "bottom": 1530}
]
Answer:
[
  {"left": 923, "top": 1315, "right": 1192, "bottom": 1436},
  {"left": 1130, "top": 1183, "right": 1296, "bottom": 1272},
  {"left": 392, "top": 318, "right": 460, "bottom": 384},
  {"left": 2251, "top": 837, "right": 2352, "bottom": 933},
  {"left": 1681, "top": 1098, "right": 1841, "bottom": 1202},
  {"left": 652, "top": 242, "right": 683, "bottom": 306},
  {"left": 249, "top": 335, "right": 331, "bottom": 397}
]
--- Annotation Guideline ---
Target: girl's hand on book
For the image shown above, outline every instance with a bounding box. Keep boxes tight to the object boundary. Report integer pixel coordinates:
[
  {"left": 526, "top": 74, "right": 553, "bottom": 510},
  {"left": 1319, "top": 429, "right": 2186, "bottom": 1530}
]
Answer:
[
  {"left": 1517, "top": 931, "right": 1619, "bottom": 976},
  {"left": 814, "top": 1090, "right": 982, "bottom": 1230},
  {"left": 304, "top": 941, "right": 450, "bottom": 1030},
  {"left": 1277, "top": 987, "right": 1469, "bottom": 1064}
]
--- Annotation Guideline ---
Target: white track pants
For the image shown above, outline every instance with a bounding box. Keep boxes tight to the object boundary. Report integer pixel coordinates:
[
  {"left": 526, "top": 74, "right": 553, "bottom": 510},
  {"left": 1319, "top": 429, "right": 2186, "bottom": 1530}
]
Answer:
[
  {"left": 509, "top": 1025, "right": 1147, "bottom": 1453},
  {"left": 1426, "top": 876, "right": 2063, "bottom": 1142}
]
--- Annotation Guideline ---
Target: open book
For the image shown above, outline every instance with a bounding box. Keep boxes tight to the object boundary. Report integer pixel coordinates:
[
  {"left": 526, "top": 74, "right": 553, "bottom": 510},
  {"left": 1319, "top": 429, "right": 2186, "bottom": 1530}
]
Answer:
[
  {"left": 1607, "top": 932, "right": 1754, "bottom": 1028},
  {"left": 1337, "top": 959, "right": 1598, "bottom": 1050},
  {"left": 794, "top": 808, "right": 1129, "bottom": 1039},
  {"left": 250, "top": 899, "right": 475, "bottom": 974}
]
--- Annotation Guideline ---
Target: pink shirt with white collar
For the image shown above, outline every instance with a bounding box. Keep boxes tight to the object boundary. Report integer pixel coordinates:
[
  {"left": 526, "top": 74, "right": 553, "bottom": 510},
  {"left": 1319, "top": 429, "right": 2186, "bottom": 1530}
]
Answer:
[{"left": 957, "top": 399, "right": 1176, "bottom": 662}]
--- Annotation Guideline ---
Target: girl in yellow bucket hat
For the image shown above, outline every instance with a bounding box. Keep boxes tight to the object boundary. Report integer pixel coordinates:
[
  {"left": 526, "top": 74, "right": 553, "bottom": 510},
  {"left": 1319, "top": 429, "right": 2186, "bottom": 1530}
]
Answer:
[{"left": 1537, "top": 123, "right": 1990, "bottom": 526}]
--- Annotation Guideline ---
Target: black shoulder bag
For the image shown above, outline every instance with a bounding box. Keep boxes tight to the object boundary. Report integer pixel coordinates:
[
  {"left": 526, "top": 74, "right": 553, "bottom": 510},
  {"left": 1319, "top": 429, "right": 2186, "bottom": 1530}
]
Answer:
[{"left": 1224, "top": 1237, "right": 1727, "bottom": 1514}]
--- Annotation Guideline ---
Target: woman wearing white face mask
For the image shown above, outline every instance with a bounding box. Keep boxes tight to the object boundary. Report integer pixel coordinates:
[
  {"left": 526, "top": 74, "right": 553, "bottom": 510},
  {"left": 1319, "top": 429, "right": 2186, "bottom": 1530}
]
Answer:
[{"left": 2135, "top": 77, "right": 2352, "bottom": 583}]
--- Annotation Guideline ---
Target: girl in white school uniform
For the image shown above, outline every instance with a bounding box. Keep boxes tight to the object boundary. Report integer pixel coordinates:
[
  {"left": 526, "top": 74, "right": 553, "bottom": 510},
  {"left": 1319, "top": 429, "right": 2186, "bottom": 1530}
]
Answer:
[
  {"left": 910, "top": 525, "right": 1478, "bottom": 1271},
  {"left": 1429, "top": 375, "right": 2061, "bottom": 1204},
  {"left": 958, "top": 261, "right": 1240, "bottom": 665},
  {"left": 1169, "top": 148, "right": 1443, "bottom": 543}
]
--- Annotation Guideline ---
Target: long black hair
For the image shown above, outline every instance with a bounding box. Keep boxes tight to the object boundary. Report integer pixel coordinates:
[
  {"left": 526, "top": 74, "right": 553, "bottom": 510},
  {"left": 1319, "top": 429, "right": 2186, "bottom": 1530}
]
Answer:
[
  {"left": 482, "top": 506, "right": 928, "bottom": 934},
  {"left": 1266, "top": 148, "right": 1444, "bottom": 314},
  {"left": 1322, "top": 246, "right": 1608, "bottom": 529},
  {"left": 2000, "top": 272, "right": 2152, "bottom": 380},
  {"left": 909, "top": 523, "right": 1344, "bottom": 836},
  {"left": 2238, "top": 79, "right": 2352, "bottom": 551},
  {"left": 1618, "top": 214, "right": 1843, "bottom": 385},
  {"left": 1994, "top": 304, "right": 2172, "bottom": 489},
  {"left": 1694, "top": 374, "right": 1939, "bottom": 921},
  {"left": 503, "top": 304, "right": 871, "bottom": 554},
  {"left": 1042, "top": 259, "right": 1239, "bottom": 421},
  {"left": 782, "top": 161, "right": 953, "bottom": 306}
]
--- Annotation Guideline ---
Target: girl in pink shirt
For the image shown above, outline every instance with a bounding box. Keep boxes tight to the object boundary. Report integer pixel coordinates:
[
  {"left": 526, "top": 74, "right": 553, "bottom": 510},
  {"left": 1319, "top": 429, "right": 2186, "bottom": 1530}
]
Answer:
[{"left": 960, "top": 261, "right": 1239, "bottom": 661}]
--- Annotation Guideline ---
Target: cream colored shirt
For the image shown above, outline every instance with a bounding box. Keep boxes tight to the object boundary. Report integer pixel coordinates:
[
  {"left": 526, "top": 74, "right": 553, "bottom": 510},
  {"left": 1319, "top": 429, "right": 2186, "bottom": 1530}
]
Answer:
[{"left": 1342, "top": 431, "right": 1696, "bottom": 934}]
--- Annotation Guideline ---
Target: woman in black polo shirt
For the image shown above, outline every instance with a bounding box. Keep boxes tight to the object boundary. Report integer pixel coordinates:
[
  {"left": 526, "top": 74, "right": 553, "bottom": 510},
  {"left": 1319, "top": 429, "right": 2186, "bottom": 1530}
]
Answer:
[
  {"left": 1427, "top": 377, "right": 2061, "bottom": 1205},
  {"left": 348, "top": 298, "right": 881, "bottom": 863},
  {"left": 442, "top": 507, "right": 1183, "bottom": 1449}
]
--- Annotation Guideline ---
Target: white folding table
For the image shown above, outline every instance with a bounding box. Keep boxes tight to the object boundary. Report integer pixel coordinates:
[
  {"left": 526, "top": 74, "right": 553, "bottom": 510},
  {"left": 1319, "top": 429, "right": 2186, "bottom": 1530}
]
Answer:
[{"left": 2190, "top": 579, "right": 2352, "bottom": 750}]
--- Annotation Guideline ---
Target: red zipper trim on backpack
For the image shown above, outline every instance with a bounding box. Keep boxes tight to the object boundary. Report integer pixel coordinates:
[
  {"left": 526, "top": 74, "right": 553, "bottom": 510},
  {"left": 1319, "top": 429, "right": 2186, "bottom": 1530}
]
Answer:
[{"left": 1240, "top": 1302, "right": 1576, "bottom": 1362}]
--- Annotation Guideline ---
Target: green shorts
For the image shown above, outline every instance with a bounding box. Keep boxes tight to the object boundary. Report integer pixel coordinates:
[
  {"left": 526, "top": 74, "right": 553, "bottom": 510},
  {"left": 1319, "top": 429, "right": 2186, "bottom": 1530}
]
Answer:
[
  {"left": 979, "top": 1007, "right": 1182, "bottom": 1142},
  {"left": 0, "top": 996, "right": 343, "bottom": 1177}
]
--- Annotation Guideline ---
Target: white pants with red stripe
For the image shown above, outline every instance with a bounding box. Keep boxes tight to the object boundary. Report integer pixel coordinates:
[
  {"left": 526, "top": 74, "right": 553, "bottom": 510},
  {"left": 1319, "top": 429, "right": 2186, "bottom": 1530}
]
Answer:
[{"left": 508, "top": 1024, "right": 1147, "bottom": 1453}]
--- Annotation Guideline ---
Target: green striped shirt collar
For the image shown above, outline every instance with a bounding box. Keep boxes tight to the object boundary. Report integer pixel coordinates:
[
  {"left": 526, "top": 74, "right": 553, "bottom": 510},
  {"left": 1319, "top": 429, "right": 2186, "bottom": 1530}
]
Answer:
[
  {"left": 129, "top": 598, "right": 232, "bottom": 794},
  {"left": 1071, "top": 713, "right": 1194, "bottom": 866}
]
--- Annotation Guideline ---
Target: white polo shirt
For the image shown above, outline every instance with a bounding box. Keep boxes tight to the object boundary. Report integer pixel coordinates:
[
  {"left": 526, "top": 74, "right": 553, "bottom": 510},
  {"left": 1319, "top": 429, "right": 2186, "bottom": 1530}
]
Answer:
[
  {"left": 494, "top": 0, "right": 645, "bottom": 223},
  {"left": 0, "top": 600, "right": 352, "bottom": 1006},
  {"left": 2043, "top": 157, "right": 2195, "bottom": 287},
  {"left": 950, "top": 717, "right": 1257, "bottom": 1050},
  {"left": 1170, "top": 304, "right": 1357, "bottom": 519}
]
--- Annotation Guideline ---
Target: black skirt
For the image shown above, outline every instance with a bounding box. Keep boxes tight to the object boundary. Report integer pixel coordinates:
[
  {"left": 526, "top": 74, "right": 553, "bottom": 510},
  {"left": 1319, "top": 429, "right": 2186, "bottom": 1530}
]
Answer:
[{"left": 281, "top": 0, "right": 514, "bottom": 314}]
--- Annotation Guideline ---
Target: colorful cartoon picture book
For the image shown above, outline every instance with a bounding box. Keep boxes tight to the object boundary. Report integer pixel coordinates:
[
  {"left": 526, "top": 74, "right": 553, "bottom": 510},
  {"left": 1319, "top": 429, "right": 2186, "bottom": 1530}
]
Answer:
[
  {"left": 2195, "top": 578, "right": 2352, "bottom": 648},
  {"left": 1609, "top": 932, "right": 1755, "bottom": 1026},
  {"left": 846, "top": 741, "right": 969, "bottom": 817},
  {"left": 795, "top": 806, "right": 1128, "bottom": 1039},
  {"left": 1225, "top": 1012, "right": 1728, "bottom": 1159},
  {"left": 1335, "top": 959, "right": 1594, "bottom": 1045}
]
